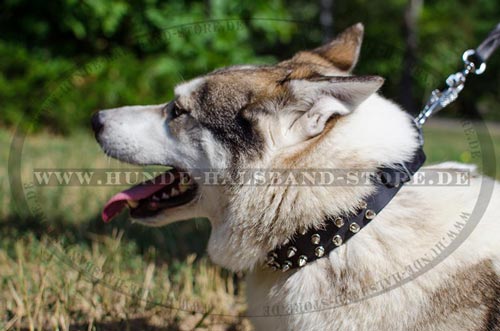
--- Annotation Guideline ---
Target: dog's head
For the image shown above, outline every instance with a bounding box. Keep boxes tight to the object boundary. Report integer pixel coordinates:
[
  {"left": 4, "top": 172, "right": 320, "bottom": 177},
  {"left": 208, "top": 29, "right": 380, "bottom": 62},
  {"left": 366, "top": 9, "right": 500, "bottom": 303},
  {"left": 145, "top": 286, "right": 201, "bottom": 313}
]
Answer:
[{"left": 93, "top": 23, "right": 419, "bottom": 270}]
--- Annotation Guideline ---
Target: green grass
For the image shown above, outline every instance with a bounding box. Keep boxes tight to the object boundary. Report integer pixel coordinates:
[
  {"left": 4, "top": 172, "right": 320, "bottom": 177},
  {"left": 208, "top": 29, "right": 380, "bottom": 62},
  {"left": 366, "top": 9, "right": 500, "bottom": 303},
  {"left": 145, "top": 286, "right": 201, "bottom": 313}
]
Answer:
[
  {"left": 423, "top": 121, "right": 500, "bottom": 178},
  {"left": 1, "top": 129, "right": 249, "bottom": 331},
  {"left": 1, "top": 122, "right": 500, "bottom": 330}
]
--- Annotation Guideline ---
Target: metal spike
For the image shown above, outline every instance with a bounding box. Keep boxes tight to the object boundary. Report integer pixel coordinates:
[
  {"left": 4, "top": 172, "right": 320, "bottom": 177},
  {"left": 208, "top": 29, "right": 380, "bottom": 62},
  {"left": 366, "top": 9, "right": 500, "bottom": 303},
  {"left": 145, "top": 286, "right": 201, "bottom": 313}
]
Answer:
[
  {"left": 152, "top": 195, "right": 160, "bottom": 202},
  {"left": 332, "top": 235, "right": 343, "bottom": 246},
  {"left": 298, "top": 255, "right": 308, "bottom": 267},
  {"left": 365, "top": 209, "right": 376, "bottom": 220},
  {"left": 266, "top": 252, "right": 278, "bottom": 265},
  {"left": 334, "top": 217, "right": 344, "bottom": 228},
  {"left": 171, "top": 188, "right": 180, "bottom": 196},
  {"left": 311, "top": 234, "right": 321, "bottom": 245},
  {"left": 282, "top": 260, "right": 292, "bottom": 272},
  {"left": 359, "top": 201, "right": 368, "bottom": 209},
  {"left": 349, "top": 222, "right": 361, "bottom": 233},
  {"left": 269, "top": 262, "right": 280, "bottom": 271},
  {"left": 315, "top": 246, "right": 325, "bottom": 257},
  {"left": 162, "top": 192, "right": 170, "bottom": 199},
  {"left": 266, "top": 256, "right": 275, "bottom": 265},
  {"left": 287, "top": 246, "right": 297, "bottom": 258}
]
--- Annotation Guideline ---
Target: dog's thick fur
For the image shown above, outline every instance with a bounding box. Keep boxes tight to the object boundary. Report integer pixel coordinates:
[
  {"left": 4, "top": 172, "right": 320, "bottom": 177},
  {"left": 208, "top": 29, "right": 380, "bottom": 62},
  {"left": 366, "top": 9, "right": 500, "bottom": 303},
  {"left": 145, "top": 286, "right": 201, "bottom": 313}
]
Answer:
[{"left": 94, "top": 23, "right": 500, "bottom": 330}]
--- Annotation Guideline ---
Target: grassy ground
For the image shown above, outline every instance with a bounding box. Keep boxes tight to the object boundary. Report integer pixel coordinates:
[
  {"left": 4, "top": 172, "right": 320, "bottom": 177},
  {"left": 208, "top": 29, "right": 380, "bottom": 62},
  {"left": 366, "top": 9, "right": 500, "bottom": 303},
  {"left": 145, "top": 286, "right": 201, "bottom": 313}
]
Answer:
[
  {"left": 1, "top": 129, "right": 250, "bottom": 331},
  {"left": 423, "top": 120, "right": 500, "bottom": 177},
  {"left": 1, "top": 120, "right": 500, "bottom": 331}
]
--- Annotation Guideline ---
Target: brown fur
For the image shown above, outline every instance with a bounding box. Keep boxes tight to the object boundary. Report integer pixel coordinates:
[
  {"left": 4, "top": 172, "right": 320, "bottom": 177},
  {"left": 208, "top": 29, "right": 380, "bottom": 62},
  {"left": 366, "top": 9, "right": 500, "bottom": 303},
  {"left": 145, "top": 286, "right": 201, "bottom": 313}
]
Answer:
[
  {"left": 415, "top": 260, "right": 500, "bottom": 331},
  {"left": 311, "top": 22, "right": 364, "bottom": 71},
  {"left": 281, "top": 116, "right": 340, "bottom": 167}
]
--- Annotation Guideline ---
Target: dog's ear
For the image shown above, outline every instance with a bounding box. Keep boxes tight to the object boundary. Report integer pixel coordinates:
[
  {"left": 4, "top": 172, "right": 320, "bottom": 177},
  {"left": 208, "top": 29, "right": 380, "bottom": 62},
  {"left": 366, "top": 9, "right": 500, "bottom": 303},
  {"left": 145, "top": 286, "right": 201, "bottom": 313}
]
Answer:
[
  {"left": 288, "top": 75, "right": 384, "bottom": 140},
  {"left": 312, "top": 23, "right": 364, "bottom": 72}
]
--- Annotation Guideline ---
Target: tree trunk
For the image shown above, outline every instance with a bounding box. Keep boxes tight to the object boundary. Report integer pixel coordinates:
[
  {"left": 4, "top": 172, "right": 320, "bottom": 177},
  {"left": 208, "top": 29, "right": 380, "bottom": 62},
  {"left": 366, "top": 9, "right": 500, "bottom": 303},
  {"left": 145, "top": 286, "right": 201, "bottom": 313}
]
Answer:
[
  {"left": 400, "top": 0, "right": 423, "bottom": 114},
  {"left": 320, "top": 0, "right": 334, "bottom": 42}
]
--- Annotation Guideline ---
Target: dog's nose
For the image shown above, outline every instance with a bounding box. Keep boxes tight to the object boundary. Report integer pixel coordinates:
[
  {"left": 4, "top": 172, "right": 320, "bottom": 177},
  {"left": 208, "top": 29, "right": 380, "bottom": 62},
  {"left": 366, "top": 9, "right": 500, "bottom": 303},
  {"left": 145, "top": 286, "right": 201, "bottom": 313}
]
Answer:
[{"left": 91, "top": 111, "right": 104, "bottom": 135}]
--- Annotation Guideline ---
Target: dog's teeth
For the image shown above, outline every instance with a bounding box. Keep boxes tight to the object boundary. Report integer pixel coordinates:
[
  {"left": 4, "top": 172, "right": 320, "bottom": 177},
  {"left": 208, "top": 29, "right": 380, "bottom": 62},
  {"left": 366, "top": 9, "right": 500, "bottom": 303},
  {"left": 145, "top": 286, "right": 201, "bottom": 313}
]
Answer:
[
  {"left": 171, "top": 188, "right": 180, "bottom": 196},
  {"left": 127, "top": 200, "right": 139, "bottom": 208},
  {"left": 162, "top": 192, "right": 170, "bottom": 199}
]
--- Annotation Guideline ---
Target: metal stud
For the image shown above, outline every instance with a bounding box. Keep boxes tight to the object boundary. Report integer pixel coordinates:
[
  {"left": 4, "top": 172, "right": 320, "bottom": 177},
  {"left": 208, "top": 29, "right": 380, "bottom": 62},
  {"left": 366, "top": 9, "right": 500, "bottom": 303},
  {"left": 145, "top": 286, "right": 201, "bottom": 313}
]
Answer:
[
  {"left": 266, "top": 252, "right": 277, "bottom": 261},
  {"left": 298, "top": 255, "right": 308, "bottom": 267},
  {"left": 315, "top": 246, "right": 325, "bottom": 257},
  {"left": 282, "top": 260, "right": 292, "bottom": 272},
  {"left": 334, "top": 217, "right": 344, "bottom": 228},
  {"left": 332, "top": 235, "right": 343, "bottom": 246},
  {"left": 358, "top": 201, "right": 367, "bottom": 209},
  {"left": 287, "top": 246, "right": 297, "bottom": 258},
  {"left": 311, "top": 234, "right": 321, "bottom": 245},
  {"left": 365, "top": 209, "right": 376, "bottom": 220},
  {"left": 349, "top": 222, "right": 361, "bottom": 233},
  {"left": 269, "top": 261, "right": 280, "bottom": 270}
]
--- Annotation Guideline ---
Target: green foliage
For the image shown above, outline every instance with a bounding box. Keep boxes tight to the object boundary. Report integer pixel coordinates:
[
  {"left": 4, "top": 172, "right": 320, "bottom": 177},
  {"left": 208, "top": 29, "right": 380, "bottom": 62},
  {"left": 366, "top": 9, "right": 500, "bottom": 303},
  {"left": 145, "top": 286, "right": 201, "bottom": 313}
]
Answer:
[
  {"left": 0, "top": 0, "right": 499, "bottom": 133},
  {"left": 0, "top": 0, "right": 297, "bottom": 133}
]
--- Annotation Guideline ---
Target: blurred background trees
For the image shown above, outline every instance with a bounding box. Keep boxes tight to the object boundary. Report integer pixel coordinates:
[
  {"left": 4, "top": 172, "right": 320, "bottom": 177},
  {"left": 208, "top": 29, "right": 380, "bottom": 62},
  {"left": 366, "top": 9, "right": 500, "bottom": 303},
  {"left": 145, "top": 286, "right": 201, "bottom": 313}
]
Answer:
[{"left": 1, "top": 0, "right": 499, "bottom": 134}]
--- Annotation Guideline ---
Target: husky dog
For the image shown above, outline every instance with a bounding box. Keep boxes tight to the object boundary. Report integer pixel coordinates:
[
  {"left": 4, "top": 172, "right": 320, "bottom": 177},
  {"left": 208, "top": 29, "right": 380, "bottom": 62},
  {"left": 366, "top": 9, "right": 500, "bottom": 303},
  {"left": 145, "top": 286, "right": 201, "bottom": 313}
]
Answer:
[{"left": 92, "top": 23, "right": 500, "bottom": 330}]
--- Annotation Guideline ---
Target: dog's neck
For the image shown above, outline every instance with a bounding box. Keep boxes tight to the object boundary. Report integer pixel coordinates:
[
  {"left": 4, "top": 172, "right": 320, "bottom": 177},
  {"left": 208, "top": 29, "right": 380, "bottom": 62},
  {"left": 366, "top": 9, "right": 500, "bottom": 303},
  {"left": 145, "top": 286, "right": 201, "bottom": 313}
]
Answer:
[
  {"left": 206, "top": 94, "right": 422, "bottom": 272},
  {"left": 265, "top": 146, "right": 425, "bottom": 272}
]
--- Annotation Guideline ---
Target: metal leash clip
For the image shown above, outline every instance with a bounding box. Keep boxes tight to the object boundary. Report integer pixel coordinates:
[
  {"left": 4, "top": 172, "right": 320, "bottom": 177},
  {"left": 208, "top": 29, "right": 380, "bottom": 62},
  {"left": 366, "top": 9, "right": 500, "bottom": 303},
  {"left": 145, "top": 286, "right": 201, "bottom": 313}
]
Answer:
[{"left": 415, "top": 49, "right": 486, "bottom": 130}]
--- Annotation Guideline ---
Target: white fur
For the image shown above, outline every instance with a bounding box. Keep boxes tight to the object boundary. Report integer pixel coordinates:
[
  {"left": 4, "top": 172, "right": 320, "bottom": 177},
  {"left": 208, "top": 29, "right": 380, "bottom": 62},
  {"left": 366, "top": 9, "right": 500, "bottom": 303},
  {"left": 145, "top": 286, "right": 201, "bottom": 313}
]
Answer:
[
  {"left": 96, "top": 78, "right": 500, "bottom": 331},
  {"left": 174, "top": 77, "right": 205, "bottom": 97},
  {"left": 293, "top": 96, "right": 351, "bottom": 139}
]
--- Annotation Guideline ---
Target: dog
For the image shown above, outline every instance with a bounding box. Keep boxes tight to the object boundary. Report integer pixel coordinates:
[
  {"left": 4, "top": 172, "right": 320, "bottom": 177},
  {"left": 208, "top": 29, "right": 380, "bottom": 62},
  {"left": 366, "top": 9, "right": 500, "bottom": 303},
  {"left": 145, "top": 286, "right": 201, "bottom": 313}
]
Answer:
[{"left": 91, "top": 23, "right": 500, "bottom": 330}]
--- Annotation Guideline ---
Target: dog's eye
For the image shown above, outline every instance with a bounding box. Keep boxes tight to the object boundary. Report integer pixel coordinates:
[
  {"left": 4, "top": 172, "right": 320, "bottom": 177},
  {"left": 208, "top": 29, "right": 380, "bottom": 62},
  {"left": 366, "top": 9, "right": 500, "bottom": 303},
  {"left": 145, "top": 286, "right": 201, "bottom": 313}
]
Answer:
[{"left": 167, "top": 101, "right": 187, "bottom": 119}]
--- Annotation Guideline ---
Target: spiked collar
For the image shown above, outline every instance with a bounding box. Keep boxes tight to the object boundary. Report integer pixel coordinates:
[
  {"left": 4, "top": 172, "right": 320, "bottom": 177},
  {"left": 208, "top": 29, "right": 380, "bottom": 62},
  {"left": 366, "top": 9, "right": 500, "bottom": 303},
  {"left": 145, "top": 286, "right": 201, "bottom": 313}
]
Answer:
[{"left": 265, "top": 145, "right": 426, "bottom": 272}]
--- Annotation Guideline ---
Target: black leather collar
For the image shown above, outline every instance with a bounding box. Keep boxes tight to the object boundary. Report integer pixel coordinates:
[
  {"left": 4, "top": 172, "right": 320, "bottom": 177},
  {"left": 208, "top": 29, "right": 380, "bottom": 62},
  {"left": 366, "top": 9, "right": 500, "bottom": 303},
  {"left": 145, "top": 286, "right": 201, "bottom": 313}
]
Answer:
[{"left": 265, "top": 146, "right": 426, "bottom": 272}]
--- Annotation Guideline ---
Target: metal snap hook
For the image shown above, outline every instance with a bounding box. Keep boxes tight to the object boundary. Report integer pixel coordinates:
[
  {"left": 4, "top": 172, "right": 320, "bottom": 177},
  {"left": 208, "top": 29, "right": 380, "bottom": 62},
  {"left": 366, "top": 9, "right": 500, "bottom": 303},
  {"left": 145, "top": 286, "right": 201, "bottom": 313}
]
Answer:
[{"left": 462, "top": 49, "right": 487, "bottom": 75}]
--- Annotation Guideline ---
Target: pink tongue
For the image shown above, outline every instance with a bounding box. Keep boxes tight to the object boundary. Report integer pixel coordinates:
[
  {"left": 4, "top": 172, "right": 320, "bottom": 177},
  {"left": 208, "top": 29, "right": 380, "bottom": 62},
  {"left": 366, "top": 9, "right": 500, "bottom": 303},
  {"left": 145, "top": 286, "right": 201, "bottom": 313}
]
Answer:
[{"left": 102, "top": 174, "right": 173, "bottom": 222}]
